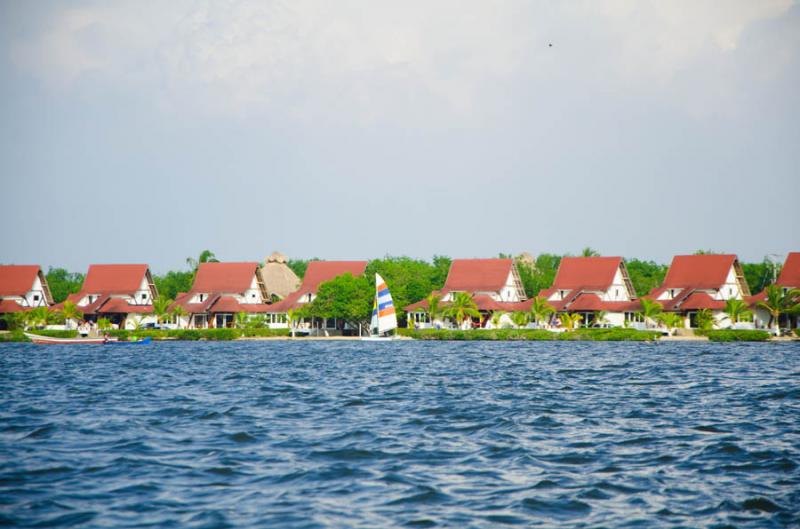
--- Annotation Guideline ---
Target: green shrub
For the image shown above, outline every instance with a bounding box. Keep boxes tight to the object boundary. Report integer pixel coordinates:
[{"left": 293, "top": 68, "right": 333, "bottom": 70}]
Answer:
[
  {"left": 396, "top": 328, "right": 658, "bottom": 341},
  {"left": 202, "top": 328, "right": 240, "bottom": 341},
  {"left": 0, "top": 331, "right": 29, "bottom": 342},
  {"left": 240, "top": 328, "right": 291, "bottom": 338},
  {"left": 563, "top": 328, "right": 661, "bottom": 341},
  {"left": 696, "top": 329, "right": 771, "bottom": 342}
]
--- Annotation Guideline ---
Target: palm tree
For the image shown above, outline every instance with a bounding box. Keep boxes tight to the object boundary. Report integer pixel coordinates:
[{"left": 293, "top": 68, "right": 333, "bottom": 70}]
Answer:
[
  {"left": 422, "top": 293, "right": 443, "bottom": 327},
  {"left": 757, "top": 285, "right": 800, "bottom": 336},
  {"left": 152, "top": 297, "right": 174, "bottom": 324},
  {"left": 235, "top": 311, "right": 249, "bottom": 329},
  {"left": 287, "top": 308, "right": 302, "bottom": 338},
  {"left": 490, "top": 311, "right": 506, "bottom": 329},
  {"left": 560, "top": 312, "right": 583, "bottom": 330},
  {"left": 26, "top": 307, "right": 50, "bottom": 329},
  {"left": 446, "top": 292, "right": 480, "bottom": 329},
  {"left": 656, "top": 312, "right": 683, "bottom": 334},
  {"left": 694, "top": 308, "right": 715, "bottom": 331},
  {"left": 593, "top": 310, "right": 608, "bottom": 327},
  {"left": 510, "top": 311, "right": 530, "bottom": 329},
  {"left": 723, "top": 299, "right": 752, "bottom": 327},
  {"left": 97, "top": 318, "right": 112, "bottom": 331},
  {"left": 171, "top": 305, "right": 188, "bottom": 328},
  {"left": 186, "top": 250, "right": 219, "bottom": 271},
  {"left": 529, "top": 296, "right": 556, "bottom": 328},
  {"left": 127, "top": 315, "right": 145, "bottom": 331},
  {"left": 61, "top": 301, "right": 83, "bottom": 330},
  {"left": 581, "top": 247, "right": 600, "bottom": 257},
  {"left": 636, "top": 298, "right": 663, "bottom": 328}
]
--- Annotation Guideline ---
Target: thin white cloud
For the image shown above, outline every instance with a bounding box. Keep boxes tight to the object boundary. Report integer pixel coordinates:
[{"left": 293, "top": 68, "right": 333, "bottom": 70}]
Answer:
[{"left": 8, "top": 0, "right": 796, "bottom": 119}]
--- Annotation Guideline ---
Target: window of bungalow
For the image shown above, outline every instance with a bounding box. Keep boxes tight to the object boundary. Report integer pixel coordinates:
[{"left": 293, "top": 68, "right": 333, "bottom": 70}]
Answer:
[
  {"left": 625, "top": 312, "right": 643, "bottom": 322},
  {"left": 141, "top": 293, "right": 148, "bottom": 301},
  {"left": 33, "top": 294, "right": 40, "bottom": 302},
  {"left": 199, "top": 294, "right": 205, "bottom": 302},
  {"left": 614, "top": 288, "right": 619, "bottom": 299}
]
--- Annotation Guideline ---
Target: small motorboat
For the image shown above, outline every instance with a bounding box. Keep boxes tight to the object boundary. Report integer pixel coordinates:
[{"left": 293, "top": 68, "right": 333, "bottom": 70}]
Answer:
[
  {"left": 25, "top": 333, "right": 116, "bottom": 345},
  {"left": 24, "top": 333, "right": 151, "bottom": 345}
]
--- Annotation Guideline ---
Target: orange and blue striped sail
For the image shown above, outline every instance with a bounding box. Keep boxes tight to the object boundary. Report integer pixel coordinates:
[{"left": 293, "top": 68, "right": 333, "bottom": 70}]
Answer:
[{"left": 373, "top": 273, "right": 397, "bottom": 334}]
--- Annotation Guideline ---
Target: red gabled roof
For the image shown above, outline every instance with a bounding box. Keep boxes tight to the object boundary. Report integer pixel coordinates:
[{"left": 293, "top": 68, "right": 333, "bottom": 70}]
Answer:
[
  {"left": 191, "top": 262, "right": 260, "bottom": 294},
  {"left": 0, "top": 265, "right": 41, "bottom": 297},
  {"left": 777, "top": 252, "right": 800, "bottom": 287},
  {"left": 97, "top": 298, "right": 153, "bottom": 314},
  {"left": 678, "top": 291, "right": 726, "bottom": 310},
  {"left": 443, "top": 259, "right": 513, "bottom": 293},
  {"left": 295, "top": 261, "right": 368, "bottom": 296},
  {"left": 206, "top": 296, "right": 272, "bottom": 314},
  {"left": 661, "top": 255, "right": 737, "bottom": 290},
  {"left": 0, "top": 299, "right": 29, "bottom": 313},
  {"left": 82, "top": 264, "right": 149, "bottom": 295},
  {"left": 552, "top": 257, "right": 622, "bottom": 291}
]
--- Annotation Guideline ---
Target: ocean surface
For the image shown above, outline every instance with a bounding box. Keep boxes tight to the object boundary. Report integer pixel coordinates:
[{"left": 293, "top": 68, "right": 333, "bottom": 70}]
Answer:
[{"left": 0, "top": 341, "right": 798, "bottom": 528}]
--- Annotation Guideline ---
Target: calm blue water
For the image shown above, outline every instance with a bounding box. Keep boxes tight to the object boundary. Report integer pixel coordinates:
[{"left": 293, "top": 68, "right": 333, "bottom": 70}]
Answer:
[{"left": 1, "top": 341, "right": 798, "bottom": 528}]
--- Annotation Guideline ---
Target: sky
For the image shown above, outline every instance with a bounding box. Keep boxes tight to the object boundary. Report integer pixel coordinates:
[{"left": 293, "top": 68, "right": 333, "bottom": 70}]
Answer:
[{"left": 1, "top": 0, "right": 798, "bottom": 274}]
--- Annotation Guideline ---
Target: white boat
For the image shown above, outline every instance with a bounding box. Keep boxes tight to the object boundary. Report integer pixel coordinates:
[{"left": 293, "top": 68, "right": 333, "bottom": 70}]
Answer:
[
  {"left": 25, "top": 332, "right": 118, "bottom": 345},
  {"left": 362, "top": 273, "right": 398, "bottom": 341}
]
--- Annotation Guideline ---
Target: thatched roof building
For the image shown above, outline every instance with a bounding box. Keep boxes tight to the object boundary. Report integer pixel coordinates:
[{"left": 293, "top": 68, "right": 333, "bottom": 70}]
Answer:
[{"left": 262, "top": 252, "right": 301, "bottom": 300}]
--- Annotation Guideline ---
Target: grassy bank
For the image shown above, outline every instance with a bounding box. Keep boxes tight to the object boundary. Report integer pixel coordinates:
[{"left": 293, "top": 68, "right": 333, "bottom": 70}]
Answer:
[
  {"left": 108, "top": 328, "right": 292, "bottom": 341},
  {"left": 695, "top": 330, "right": 772, "bottom": 342},
  {"left": 397, "top": 328, "right": 662, "bottom": 341}
]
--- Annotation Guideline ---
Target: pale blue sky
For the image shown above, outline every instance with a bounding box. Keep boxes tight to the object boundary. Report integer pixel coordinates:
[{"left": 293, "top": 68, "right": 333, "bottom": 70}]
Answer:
[{"left": 1, "top": 1, "right": 798, "bottom": 273}]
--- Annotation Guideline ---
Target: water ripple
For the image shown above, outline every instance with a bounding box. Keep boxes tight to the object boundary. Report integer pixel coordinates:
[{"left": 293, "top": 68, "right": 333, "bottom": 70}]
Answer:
[{"left": 1, "top": 340, "right": 799, "bottom": 527}]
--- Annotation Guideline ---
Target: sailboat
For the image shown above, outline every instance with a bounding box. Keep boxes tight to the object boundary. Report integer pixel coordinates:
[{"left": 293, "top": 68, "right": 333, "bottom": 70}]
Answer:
[{"left": 362, "top": 273, "right": 397, "bottom": 341}]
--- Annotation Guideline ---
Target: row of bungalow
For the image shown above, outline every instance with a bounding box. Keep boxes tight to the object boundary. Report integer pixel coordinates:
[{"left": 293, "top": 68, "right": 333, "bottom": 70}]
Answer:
[{"left": 1, "top": 252, "right": 798, "bottom": 333}]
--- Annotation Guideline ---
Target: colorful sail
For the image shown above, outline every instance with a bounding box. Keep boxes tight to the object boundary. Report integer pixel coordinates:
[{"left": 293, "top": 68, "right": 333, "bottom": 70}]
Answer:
[{"left": 374, "top": 273, "right": 397, "bottom": 335}]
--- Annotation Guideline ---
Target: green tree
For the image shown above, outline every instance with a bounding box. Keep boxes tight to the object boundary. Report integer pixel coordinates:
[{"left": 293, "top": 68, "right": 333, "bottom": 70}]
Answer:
[
  {"left": 636, "top": 298, "right": 664, "bottom": 328},
  {"left": 61, "top": 301, "right": 83, "bottom": 328},
  {"left": 97, "top": 318, "right": 112, "bottom": 331},
  {"left": 366, "top": 256, "right": 447, "bottom": 324},
  {"left": 723, "top": 299, "right": 752, "bottom": 326},
  {"left": 287, "top": 258, "right": 321, "bottom": 280},
  {"left": 593, "top": 310, "right": 608, "bottom": 327},
  {"left": 756, "top": 285, "right": 800, "bottom": 336},
  {"left": 171, "top": 304, "right": 188, "bottom": 327},
  {"left": 559, "top": 312, "right": 583, "bottom": 330},
  {"left": 308, "top": 273, "right": 373, "bottom": 329},
  {"left": 581, "top": 247, "right": 600, "bottom": 257},
  {"left": 421, "top": 293, "right": 444, "bottom": 325},
  {"left": 529, "top": 296, "right": 556, "bottom": 327},
  {"left": 625, "top": 259, "right": 668, "bottom": 297},
  {"left": 490, "top": 311, "right": 506, "bottom": 328},
  {"left": 286, "top": 308, "right": 304, "bottom": 338},
  {"left": 154, "top": 271, "right": 194, "bottom": 300},
  {"left": 510, "top": 311, "right": 530, "bottom": 329},
  {"left": 741, "top": 258, "right": 777, "bottom": 294},
  {"left": 186, "top": 250, "right": 219, "bottom": 271},
  {"left": 152, "top": 297, "right": 174, "bottom": 324},
  {"left": 45, "top": 268, "right": 84, "bottom": 304},
  {"left": 431, "top": 255, "right": 452, "bottom": 290},
  {"left": 656, "top": 312, "right": 683, "bottom": 334},
  {"left": 694, "top": 309, "right": 715, "bottom": 330},
  {"left": 235, "top": 311, "right": 249, "bottom": 329},
  {"left": 445, "top": 292, "right": 480, "bottom": 329},
  {"left": 26, "top": 307, "right": 50, "bottom": 329}
]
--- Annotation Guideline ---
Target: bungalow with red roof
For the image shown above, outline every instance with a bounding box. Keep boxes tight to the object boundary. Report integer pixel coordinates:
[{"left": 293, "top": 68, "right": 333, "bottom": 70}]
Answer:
[
  {"left": 405, "top": 258, "right": 529, "bottom": 329},
  {"left": 264, "top": 261, "right": 368, "bottom": 334},
  {"left": 0, "top": 265, "right": 53, "bottom": 329},
  {"left": 648, "top": 254, "right": 750, "bottom": 328},
  {"left": 538, "top": 256, "right": 640, "bottom": 327},
  {"left": 172, "top": 262, "right": 270, "bottom": 328},
  {"left": 60, "top": 264, "right": 158, "bottom": 329},
  {"left": 749, "top": 252, "right": 799, "bottom": 331}
]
